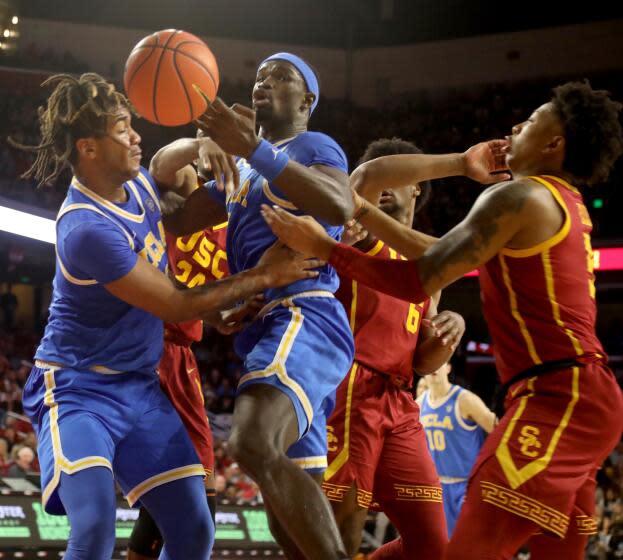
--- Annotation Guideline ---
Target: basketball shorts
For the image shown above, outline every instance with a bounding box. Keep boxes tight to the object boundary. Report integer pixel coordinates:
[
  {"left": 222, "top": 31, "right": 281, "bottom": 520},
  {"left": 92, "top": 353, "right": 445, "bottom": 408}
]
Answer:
[
  {"left": 158, "top": 340, "right": 214, "bottom": 475},
  {"left": 323, "top": 362, "right": 441, "bottom": 509},
  {"left": 441, "top": 480, "right": 468, "bottom": 536},
  {"left": 22, "top": 362, "right": 204, "bottom": 515},
  {"left": 234, "top": 292, "right": 354, "bottom": 473}
]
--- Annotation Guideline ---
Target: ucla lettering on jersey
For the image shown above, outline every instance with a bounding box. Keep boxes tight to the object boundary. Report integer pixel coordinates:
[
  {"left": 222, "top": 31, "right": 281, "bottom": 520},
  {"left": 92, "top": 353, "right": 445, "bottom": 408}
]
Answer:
[
  {"left": 420, "top": 385, "right": 486, "bottom": 480},
  {"left": 206, "top": 131, "right": 348, "bottom": 302},
  {"left": 35, "top": 167, "right": 167, "bottom": 374}
]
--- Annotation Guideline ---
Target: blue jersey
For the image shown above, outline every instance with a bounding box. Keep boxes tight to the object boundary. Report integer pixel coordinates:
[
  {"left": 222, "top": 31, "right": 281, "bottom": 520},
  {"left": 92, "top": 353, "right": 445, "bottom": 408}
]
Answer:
[
  {"left": 35, "top": 167, "right": 167, "bottom": 375},
  {"left": 420, "top": 385, "right": 486, "bottom": 479},
  {"left": 207, "top": 131, "right": 348, "bottom": 302}
]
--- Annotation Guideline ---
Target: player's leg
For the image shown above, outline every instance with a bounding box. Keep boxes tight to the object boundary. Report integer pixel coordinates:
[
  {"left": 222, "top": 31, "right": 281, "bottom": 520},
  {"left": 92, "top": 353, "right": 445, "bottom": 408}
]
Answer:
[
  {"left": 57, "top": 467, "right": 117, "bottom": 560},
  {"left": 322, "top": 364, "right": 386, "bottom": 557},
  {"left": 140, "top": 475, "right": 213, "bottom": 560},
  {"left": 370, "top": 403, "right": 447, "bottom": 560},
  {"left": 442, "top": 481, "right": 467, "bottom": 537},
  {"left": 445, "top": 463, "right": 540, "bottom": 560},
  {"left": 128, "top": 344, "right": 216, "bottom": 560},
  {"left": 229, "top": 384, "right": 348, "bottom": 560},
  {"left": 528, "top": 470, "right": 597, "bottom": 560}
]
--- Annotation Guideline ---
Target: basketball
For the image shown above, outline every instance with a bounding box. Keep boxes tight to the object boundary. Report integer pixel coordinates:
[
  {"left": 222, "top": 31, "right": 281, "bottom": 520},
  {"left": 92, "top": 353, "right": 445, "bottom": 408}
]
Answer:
[{"left": 123, "top": 29, "right": 219, "bottom": 126}]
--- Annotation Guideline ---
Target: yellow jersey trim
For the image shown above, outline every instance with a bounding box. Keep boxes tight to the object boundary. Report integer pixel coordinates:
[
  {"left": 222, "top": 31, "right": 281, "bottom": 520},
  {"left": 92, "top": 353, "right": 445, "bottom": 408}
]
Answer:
[
  {"left": 366, "top": 239, "right": 384, "bottom": 256},
  {"left": 134, "top": 172, "right": 161, "bottom": 211},
  {"left": 394, "top": 484, "right": 443, "bottom": 503},
  {"left": 126, "top": 464, "right": 206, "bottom": 507},
  {"left": 541, "top": 174, "right": 580, "bottom": 195},
  {"left": 262, "top": 179, "right": 298, "bottom": 210},
  {"left": 324, "top": 362, "right": 359, "bottom": 480},
  {"left": 501, "top": 176, "right": 571, "bottom": 258},
  {"left": 495, "top": 368, "right": 580, "bottom": 490},
  {"left": 71, "top": 175, "right": 146, "bottom": 223},
  {"left": 542, "top": 249, "right": 584, "bottom": 356},
  {"left": 291, "top": 456, "right": 328, "bottom": 470},
  {"left": 349, "top": 281, "right": 358, "bottom": 333},
  {"left": 238, "top": 305, "right": 314, "bottom": 432},
  {"left": 499, "top": 254, "right": 542, "bottom": 365},
  {"left": 212, "top": 221, "right": 228, "bottom": 231}
]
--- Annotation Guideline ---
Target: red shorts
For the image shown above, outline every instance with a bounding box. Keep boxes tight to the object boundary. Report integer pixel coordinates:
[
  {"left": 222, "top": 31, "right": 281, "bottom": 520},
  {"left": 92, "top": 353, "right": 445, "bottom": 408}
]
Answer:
[
  {"left": 466, "top": 363, "right": 622, "bottom": 539},
  {"left": 158, "top": 341, "right": 214, "bottom": 475},
  {"left": 323, "top": 362, "right": 441, "bottom": 509}
]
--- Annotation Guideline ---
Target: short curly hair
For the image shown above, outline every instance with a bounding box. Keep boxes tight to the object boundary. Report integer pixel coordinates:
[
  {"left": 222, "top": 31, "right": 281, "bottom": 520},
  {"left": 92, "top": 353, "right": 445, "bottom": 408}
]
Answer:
[
  {"left": 359, "top": 137, "right": 432, "bottom": 214},
  {"left": 551, "top": 81, "right": 623, "bottom": 186}
]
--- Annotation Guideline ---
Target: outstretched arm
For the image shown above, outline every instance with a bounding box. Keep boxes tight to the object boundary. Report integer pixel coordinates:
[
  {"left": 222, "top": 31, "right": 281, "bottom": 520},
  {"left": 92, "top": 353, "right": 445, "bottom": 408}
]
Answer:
[
  {"left": 346, "top": 140, "right": 511, "bottom": 258},
  {"left": 261, "top": 180, "right": 533, "bottom": 302}
]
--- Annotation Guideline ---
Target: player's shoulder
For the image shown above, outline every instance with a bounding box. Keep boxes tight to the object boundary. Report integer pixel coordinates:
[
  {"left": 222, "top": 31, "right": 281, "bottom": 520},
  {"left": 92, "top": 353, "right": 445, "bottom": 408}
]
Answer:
[
  {"left": 290, "top": 131, "right": 345, "bottom": 153},
  {"left": 478, "top": 178, "right": 546, "bottom": 217},
  {"left": 129, "top": 166, "right": 161, "bottom": 202}
]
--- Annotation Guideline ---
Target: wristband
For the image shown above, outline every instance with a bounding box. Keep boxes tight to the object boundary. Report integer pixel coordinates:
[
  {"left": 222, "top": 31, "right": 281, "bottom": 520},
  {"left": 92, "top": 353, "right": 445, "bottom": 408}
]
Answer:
[{"left": 248, "top": 139, "right": 290, "bottom": 182}]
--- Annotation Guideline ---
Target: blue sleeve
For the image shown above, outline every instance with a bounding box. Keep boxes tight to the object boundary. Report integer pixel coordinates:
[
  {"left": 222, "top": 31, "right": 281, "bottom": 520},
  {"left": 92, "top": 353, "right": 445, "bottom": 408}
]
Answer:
[
  {"left": 303, "top": 133, "right": 348, "bottom": 173},
  {"left": 204, "top": 179, "right": 226, "bottom": 206},
  {"left": 60, "top": 220, "right": 138, "bottom": 284}
]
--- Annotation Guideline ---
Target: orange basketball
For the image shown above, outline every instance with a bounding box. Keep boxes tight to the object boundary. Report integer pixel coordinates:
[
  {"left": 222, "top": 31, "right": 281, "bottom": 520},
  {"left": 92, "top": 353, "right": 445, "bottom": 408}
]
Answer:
[{"left": 124, "top": 29, "right": 219, "bottom": 127}]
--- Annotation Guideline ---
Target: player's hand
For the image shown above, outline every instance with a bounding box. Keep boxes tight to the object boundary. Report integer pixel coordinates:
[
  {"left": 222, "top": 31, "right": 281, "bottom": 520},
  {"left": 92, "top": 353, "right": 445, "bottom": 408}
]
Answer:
[
  {"left": 423, "top": 311, "right": 465, "bottom": 349},
  {"left": 462, "top": 140, "right": 512, "bottom": 184},
  {"left": 256, "top": 241, "right": 326, "bottom": 287},
  {"left": 341, "top": 219, "right": 368, "bottom": 246},
  {"left": 215, "top": 295, "right": 265, "bottom": 335},
  {"left": 260, "top": 205, "right": 337, "bottom": 260},
  {"left": 194, "top": 134, "right": 239, "bottom": 196},
  {"left": 195, "top": 94, "right": 261, "bottom": 160}
]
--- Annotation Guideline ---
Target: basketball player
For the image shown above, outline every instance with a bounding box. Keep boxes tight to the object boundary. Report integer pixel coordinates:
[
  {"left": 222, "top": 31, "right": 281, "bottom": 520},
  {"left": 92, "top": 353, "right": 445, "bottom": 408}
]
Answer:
[
  {"left": 323, "top": 138, "right": 464, "bottom": 560},
  {"left": 15, "top": 73, "right": 323, "bottom": 560},
  {"left": 261, "top": 81, "right": 623, "bottom": 559},
  {"left": 154, "top": 52, "right": 356, "bottom": 559},
  {"left": 419, "top": 362, "right": 496, "bottom": 536},
  {"left": 127, "top": 183, "right": 229, "bottom": 556}
]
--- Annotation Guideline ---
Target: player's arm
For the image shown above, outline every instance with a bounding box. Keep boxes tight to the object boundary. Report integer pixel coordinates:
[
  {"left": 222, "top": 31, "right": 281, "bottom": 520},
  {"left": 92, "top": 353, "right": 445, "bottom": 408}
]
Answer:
[
  {"left": 261, "top": 180, "right": 534, "bottom": 302},
  {"left": 106, "top": 244, "right": 322, "bottom": 323},
  {"left": 458, "top": 391, "right": 497, "bottom": 433},
  {"left": 197, "top": 97, "right": 353, "bottom": 225},
  {"left": 150, "top": 137, "right": 230, "bottom": 235},
  {"left": 351, "top": 140, "right": 510, "bottom": 201},
  {"left": 346, "top": 139, "right": 511, "bottom": 258},
  {"left": 413, "top": 299, "right": 465, "bottom": 374}
]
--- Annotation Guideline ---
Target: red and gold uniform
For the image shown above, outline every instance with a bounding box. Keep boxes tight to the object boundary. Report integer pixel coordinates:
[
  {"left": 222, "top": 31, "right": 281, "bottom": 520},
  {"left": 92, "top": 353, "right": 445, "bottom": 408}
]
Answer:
[
  {"left": 323, "top": 240, "right": 447, "bottom": 559},
  {"left": 447, "top": 176, "right": 623, "bottom": 559},
  {"left": 159, "top": 225, "right": 228, "bottom": 475}
]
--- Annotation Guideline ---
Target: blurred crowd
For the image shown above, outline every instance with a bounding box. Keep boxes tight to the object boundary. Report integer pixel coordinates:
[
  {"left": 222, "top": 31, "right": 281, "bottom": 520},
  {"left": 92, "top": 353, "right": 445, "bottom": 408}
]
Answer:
[{"left": 0, "top": 48, "right": 622, "bottom": 557}]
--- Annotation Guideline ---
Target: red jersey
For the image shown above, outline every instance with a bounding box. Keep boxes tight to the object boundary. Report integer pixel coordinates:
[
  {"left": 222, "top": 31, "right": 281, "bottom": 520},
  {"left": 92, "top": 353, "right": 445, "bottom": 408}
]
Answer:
[
  {"left": 480, "top": 175, "right": 604, "bottom": 383},
  {"left": 336, "top": 240, "right": 429, "bottom": 385},
  {"left": 164, "top": 224, "right": 228, "bottom": 344}
]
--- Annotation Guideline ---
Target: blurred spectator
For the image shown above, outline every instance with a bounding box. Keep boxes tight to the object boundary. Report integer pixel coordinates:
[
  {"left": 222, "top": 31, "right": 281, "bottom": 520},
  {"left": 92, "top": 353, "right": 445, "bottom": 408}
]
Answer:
[
  {"left": 0, "top": 284, "right": 18, "bottom": 329},
  {"left": 7, "top": 444, "right": 35, "bottom": 477}
]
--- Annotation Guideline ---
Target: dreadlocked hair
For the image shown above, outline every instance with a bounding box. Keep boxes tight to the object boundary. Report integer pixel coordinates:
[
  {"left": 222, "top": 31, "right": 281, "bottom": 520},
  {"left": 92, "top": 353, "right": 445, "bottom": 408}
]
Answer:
[
  {"left": 551, "top": 80, "right": 623, "bottom": 186},
  {"left": 8, "top": 73, "right": 130, "bottom": 187}
]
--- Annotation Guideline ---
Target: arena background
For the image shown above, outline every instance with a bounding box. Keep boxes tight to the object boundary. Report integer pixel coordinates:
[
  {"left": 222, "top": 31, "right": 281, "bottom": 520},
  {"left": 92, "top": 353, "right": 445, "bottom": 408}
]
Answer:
[{"left": 0, "top": 1, "right": 621, "bottom": 558}]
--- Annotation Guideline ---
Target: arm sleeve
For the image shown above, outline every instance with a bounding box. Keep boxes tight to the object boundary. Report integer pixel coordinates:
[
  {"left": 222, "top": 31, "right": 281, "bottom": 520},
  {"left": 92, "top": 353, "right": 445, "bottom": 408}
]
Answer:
[
  {"left": 61, "top": 221, "right": 138, "bottom": 284},
  {"left": 204, "top": 179, "right": 226, "bottom": 205},
  {"left": 329, "top": 242, "right": 428, "bottom": 303}
]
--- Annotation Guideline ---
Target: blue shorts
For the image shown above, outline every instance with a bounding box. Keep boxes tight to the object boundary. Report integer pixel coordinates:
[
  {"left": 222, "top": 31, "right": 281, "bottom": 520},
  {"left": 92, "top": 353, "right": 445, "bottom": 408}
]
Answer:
[
  {"left": 22, "top": 363, "right": 204, "bottom": 515},
  {"left": 235, "top": 293, "right": 354, "bottom": 473},
  {"left": 441, "top": 480, "right": 468, "bottom": 537}
]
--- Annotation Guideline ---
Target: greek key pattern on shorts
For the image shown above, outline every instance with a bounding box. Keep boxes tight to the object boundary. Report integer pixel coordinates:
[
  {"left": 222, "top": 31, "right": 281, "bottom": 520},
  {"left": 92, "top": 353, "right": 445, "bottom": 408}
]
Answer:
[
  {"left": 357, "top": 489, "right": 373, "bottom": 508},
  {"left": 480, "top": 481, "right": 569, "bottom": 538},
  {"left": 576, "top": 515, "right": 598, "bottom": 535},
  {"left": 322, "top": 482, "right": 350, "bottom": 502},
  {"left": 394, "top": 484, "right": 443, "bottom": 503}
]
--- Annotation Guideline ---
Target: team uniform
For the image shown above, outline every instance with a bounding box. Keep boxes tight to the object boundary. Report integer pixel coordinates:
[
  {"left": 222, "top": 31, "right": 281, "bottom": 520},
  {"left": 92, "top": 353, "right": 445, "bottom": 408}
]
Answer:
[
  {"left": 22, "top": 168, "right": 204, "bottom": 514},
  {"left": 160, "top": 225, "right": 228, "bottom": 475},
  {"left": 206, "top": 132, "right": 354, "bottom": 471},
  {"left": 323, "top": 240, "right": 447, "bottom": 558},
  {"left": 448, "top": 175, "right": 623, "bottom": 557},
  {"left": 420, "top": 385, "right": 486, "bottom": 535}
]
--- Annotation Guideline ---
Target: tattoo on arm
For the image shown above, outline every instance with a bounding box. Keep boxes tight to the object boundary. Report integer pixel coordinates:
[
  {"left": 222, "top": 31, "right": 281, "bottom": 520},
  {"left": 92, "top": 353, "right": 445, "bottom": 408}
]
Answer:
[{"left": 419, "top": 182, "right": 531, "bottom": 292}]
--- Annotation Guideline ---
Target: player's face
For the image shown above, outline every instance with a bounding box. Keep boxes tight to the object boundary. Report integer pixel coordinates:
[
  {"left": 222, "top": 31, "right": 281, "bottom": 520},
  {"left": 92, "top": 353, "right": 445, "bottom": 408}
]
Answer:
[
  {"left": 252, "top": 61, "right": 310, "bottom": 126},
  {"left": 505, "top": 102, "right": 564, "bottom": 174},
  {"left": 97, "top": 107, "right": 142, "bottom": 181},
  {"left": 378, "top": 185, "right": 418, "bottom": 225}
]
